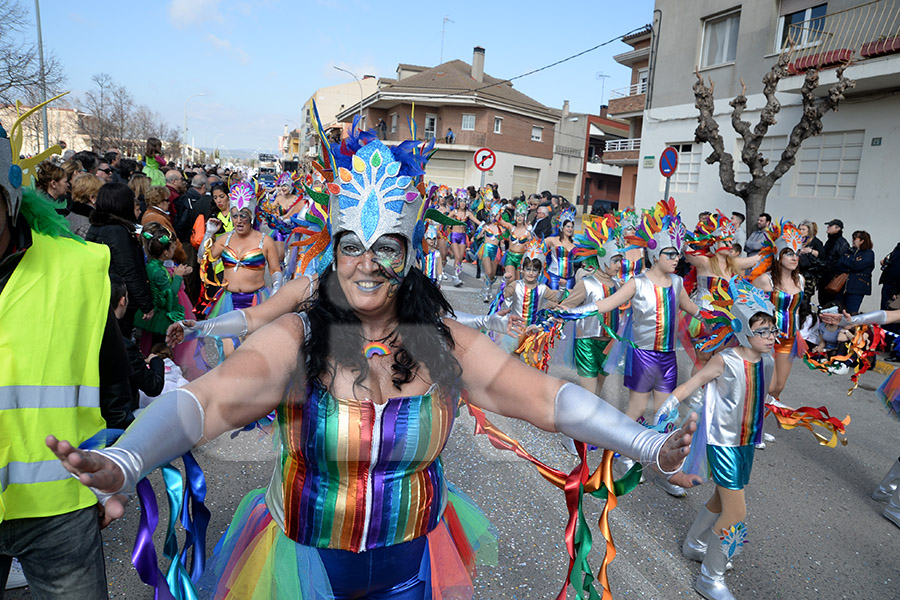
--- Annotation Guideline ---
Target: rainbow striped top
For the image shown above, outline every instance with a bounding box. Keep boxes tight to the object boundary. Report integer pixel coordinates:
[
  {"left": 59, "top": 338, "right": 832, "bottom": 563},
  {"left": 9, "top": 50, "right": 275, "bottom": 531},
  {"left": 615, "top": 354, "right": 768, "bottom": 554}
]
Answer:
[
  {"left": 706, "top": 349, "right": 773, "bottom": 447},
  {"left": 506, "top": 281, "right": 551, "bottom": 326},
  {"left": 770, "top": 284, "right": 803, "bottom": 339},
  {"left": 630, "top": 273, "right": 682, "bottom": 352},
  {"left": 548, "top": 245, "right": 575, "bottom": 279},
  {"left": 276, "top": 382, "right": 455, "bottom": 552},
  {"left": 421, "top": 250, "right": 441, "bottom": 284},
  {"left": 221, "top": 231, "right": 267, "bottom": 272}
]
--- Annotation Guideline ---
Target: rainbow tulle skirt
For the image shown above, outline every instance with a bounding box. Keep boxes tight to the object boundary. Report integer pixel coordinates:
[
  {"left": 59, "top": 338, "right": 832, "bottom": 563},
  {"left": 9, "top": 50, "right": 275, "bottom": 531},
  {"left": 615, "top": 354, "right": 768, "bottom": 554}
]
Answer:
[{"left": 197, "top": 485, "right": 497, "bottom": 599}]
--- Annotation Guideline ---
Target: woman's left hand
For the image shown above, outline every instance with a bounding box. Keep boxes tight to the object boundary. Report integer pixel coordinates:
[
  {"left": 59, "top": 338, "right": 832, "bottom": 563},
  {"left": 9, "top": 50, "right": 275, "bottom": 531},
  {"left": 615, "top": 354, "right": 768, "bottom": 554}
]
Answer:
[{"left": 657, "top": 413, "right": 697, "bottom": 474}]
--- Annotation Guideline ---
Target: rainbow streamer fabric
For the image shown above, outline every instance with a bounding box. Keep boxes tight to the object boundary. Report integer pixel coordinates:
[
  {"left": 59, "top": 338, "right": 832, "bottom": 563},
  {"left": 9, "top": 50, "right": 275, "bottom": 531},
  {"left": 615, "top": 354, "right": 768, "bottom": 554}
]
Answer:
[{"left": 877, "top": 368, "right": 900, "bottom": 419}]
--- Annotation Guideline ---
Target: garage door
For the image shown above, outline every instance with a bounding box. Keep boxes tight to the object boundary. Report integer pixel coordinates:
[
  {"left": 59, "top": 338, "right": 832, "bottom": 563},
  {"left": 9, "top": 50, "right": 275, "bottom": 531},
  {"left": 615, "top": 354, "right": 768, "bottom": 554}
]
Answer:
[
  {"left": 512, "top": 165, "right": 540, "bottom": 198},
  {"left": 425, "top": 153, "right": 466, "bottom": 189},
  {"left": 557, "top": 172, "right": 576, "bottom": 202}
]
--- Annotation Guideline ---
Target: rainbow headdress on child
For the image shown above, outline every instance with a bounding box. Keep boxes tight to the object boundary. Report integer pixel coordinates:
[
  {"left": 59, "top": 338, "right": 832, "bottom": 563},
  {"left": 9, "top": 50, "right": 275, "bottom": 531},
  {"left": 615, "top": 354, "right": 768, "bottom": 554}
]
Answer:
[
  {"left": 696, "top": 276, "right": 776, "bottom": 351},
  {"left": 291, "top": 101, "right": 458, "bottom": 278},
  {"left": 627, "top": 198, "right": 686, "bottom": 263},
  {"left": 523, "top": 239, "right": 547, "bottom": 266},
  {"left": 575, "top": 213, "right": 625, "bottom": 272},
  {"left": 688, "top": 210, "right": 736, "bottom": 256}
]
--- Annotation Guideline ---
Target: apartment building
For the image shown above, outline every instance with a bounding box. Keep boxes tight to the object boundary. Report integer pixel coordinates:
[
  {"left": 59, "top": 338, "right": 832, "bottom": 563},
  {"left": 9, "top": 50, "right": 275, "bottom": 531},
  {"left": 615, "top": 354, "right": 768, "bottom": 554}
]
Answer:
[{"left": 627, "top": 0, "right": 899, "bottom": 310}]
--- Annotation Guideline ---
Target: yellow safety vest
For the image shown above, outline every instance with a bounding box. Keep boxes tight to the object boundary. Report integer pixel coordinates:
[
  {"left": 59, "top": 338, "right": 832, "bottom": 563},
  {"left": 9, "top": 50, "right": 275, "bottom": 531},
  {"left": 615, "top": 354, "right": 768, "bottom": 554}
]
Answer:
[{"left": 0, "top": 232, "right": 110, "bottom": 521}]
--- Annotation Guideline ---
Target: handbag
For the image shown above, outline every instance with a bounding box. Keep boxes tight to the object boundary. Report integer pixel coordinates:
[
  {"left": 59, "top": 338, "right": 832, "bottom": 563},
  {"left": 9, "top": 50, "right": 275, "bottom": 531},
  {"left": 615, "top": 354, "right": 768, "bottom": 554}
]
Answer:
[{"left": 825, "top": 272, "right": 848, "bottom": 293}]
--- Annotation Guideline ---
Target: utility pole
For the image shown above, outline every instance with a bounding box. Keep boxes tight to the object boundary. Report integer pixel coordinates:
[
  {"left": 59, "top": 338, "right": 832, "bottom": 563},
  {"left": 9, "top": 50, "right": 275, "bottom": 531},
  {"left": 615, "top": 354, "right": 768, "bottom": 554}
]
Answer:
[
  {"left": 440, "top": 16, "right": 454, "bottom": 64},
  {"left": 596, "top": 72, "right": 610, "bottom": 113},
  {"left": 34, "top": 0, "right": 49, "bottom": 151}
]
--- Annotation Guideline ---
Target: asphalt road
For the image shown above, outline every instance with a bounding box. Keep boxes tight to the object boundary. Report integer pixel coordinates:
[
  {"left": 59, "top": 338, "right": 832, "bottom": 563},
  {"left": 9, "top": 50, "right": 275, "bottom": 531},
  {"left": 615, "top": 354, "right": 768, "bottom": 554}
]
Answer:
[{"left": 9, "top": 262, "right": 900, "bottom": 599}]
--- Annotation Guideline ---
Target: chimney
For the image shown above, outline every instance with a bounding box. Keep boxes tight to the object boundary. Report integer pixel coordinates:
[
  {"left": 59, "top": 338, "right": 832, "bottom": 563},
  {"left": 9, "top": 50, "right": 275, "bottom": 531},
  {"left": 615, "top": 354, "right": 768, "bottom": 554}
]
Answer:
[
  {"left": 562, "top": 100, "right": 570, "bottom": 119},
  {"left": 599, "top": 104, "right": 608, "bottom": 118},
  {"left": 472, "top": 46, "right": 485, "bottom": 83}
]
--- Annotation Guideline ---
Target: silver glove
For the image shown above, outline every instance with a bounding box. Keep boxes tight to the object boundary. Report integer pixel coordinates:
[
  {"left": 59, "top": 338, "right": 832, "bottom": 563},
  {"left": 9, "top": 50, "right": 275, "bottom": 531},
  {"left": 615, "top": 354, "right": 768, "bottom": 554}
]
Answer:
[
  {"left": 554, "top": 383, "right": 680, "bottom": 476},
  {"left": 453, "top": 311, "right": 509, "bottom": 334},
  {"left": 271, "top": 271, "right": 283, "bottom": 294},
  {"left": 183, "top": 309, "right": 248, "bottom": 339},
  {"left": 841, "top": 310, "right": 888, "bottom": 327},
  {"left": 92, "top": 389, "right": 205, "bottom": 495}
]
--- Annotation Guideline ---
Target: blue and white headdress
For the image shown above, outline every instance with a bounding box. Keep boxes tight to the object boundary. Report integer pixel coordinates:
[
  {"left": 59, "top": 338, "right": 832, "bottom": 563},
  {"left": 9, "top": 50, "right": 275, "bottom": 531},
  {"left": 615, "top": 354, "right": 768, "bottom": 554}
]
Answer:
[{"left": 698, "top": 277, "right": 776, "bottom": 350}]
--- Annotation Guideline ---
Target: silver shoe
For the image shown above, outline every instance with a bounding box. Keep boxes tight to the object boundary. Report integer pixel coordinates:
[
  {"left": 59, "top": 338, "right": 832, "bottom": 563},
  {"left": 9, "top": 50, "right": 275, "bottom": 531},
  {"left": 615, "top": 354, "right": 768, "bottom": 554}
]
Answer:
[
  {"left": 694, "top": 527, "right": 738, "bottom": 600},
  {"left": 683, "top": 507, "right": 718, "bottom": 561},
  {"left": 872, "top": 459, "right": 900, "bottom": 503},
  {"left": 653, "top": 473, "right": 687, "bottom": 497},
  {"left": 884, "top": 484, "right": 900, "bottom": 528}
]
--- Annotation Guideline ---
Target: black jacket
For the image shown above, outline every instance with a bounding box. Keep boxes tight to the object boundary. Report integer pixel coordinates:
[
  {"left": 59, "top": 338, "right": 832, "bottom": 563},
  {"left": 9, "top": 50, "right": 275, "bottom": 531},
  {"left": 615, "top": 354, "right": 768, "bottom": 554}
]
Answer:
[
  {"left": 838, "top": 248, "right": 875, "bottom": 295},
  {"left": 799, "top": 236, "right": 825, "bottom": 281},
  {"left": 86, "top": 213, "right": 153, "bottom": 313},
  {"left": 533, "top": 217, "right": 552, "bottom": 241},
  {"left": 879, "top": 243, "right": 900, "bottom": 287},
  {"left": 123, "top": 335, "right": 164, "bottom": 406},
  {"left": 820, "top": 232, "right": 850, "bottom": 284}
]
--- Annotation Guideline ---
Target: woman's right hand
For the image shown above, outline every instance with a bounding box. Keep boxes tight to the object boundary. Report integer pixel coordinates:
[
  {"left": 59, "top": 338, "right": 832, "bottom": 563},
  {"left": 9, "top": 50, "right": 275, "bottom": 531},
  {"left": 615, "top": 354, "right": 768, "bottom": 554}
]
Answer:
[
  {"left": 45, "top": 435, "right": 129, "bottom": 524},
  {"left": 206, "top": 218, "right": 222, "bottom": 233},
  {"left": 166, "top": 320, "right": 194, "bottom": 346}
]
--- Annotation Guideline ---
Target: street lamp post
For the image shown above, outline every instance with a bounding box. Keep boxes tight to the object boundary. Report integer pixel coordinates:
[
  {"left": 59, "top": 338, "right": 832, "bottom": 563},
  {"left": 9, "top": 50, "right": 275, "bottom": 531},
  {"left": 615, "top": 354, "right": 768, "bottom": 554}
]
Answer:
[
  {"left": 34, "top": 0, "right": 49, "bottom": 152},
  {"left": 183, "top": 92, "right": 206, "bottom": 167},
  {"left": 333, "top": 66, "right": 364, "bottom": 126}
]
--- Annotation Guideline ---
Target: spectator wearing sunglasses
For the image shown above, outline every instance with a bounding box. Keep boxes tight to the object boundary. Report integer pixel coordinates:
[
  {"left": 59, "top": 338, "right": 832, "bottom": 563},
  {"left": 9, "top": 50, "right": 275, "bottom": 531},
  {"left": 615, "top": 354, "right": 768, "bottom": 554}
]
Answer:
[{"left": 96, "top": 160, "right": 113, "bottom": 183}]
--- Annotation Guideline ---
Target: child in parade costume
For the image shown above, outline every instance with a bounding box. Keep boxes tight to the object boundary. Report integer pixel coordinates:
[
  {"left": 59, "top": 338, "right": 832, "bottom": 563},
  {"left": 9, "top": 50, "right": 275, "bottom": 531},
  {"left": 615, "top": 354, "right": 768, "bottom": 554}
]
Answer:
[
  {"left": 198, "top": 181, "right": 282, "bottom": 360},
  {"left": 502, "top": 240, "right": 558, "bottom": 334},
  {"left": 564, "top": 200, "right": 702, "bottom": 496},
  {"left": 543, "top": 207, "right": 578, "bottom": 293},
  {"left": 654, "top": 278, "right": 778, "bottom": 600},
  {"left": 447, "top": 193, "right": 481, "bottom": 286},
  {"left": 502, "top": 200, "right": 533, "bottom": 285},
  {"left": 48, "top": 113, "right": 698, "bottom": 600},
  {"left": 615, "top": 206, "right": 646, "bottom": 283},
  {"left": 751, "top": 221, "right": 806, "bottom": 400},
  {"left": 134, "top": 222, "right": 191, "bottom": 346},
  {"left": 559, "top": 214, "right": 626, "bottom": 396}
]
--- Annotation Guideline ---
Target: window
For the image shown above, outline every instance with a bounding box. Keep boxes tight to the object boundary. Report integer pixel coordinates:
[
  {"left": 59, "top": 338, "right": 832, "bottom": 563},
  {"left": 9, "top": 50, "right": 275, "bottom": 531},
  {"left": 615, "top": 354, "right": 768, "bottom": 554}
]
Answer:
[
  {"left": 777, "top": 3, "right": 827, "bottom": 51},
  {"left": 793, "top": 130, "right": 862, "bottom": 199},
  {"left": 735, "top": 135, "right": 786, "bottom": 195},
  {"left": 531, "top": 126, "right": 543, "bottom": 142},
  {"left": 390, "top": 113, "right": 397, "bottom": 133},
  {"left": 637, "top": 68, "right": 649, "bottom": 94},
  {"left": 461, "top": 114, "right": 475, "bottom": 131},
  {"left": 424, "top": 114, "right": 438, "bottom": 140},
  {"left": 700, "top": 10, "right": 740, "bottom": 68},
  {"left": 494, "top": 117, "right": 502, "bottom": 134},
  {"left": 665, "top": 142, "right": 701, "bottom": 193}
]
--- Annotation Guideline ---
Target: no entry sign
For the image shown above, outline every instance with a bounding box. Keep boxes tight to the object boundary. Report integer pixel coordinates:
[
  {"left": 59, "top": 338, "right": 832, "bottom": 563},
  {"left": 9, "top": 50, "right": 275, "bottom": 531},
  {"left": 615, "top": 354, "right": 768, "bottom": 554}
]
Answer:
[
  {"left": 659, "top": 146, "right": 678, "bottom": 177},
  {"left": 474, "top": 147, "right": 496, "bottom": 172}
]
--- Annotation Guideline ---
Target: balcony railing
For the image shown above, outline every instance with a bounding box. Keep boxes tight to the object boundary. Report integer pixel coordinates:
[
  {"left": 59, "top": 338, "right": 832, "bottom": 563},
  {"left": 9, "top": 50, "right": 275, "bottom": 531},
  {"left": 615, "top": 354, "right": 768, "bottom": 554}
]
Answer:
[
  {"left": 609, "top": 81, "right": 648, "bottom": 99},
  {"left": 605, "top": 138, "right": 641, "bottom": 152},
  {"left": 781, "top": 0, "right": 900, "bottom": 73}
]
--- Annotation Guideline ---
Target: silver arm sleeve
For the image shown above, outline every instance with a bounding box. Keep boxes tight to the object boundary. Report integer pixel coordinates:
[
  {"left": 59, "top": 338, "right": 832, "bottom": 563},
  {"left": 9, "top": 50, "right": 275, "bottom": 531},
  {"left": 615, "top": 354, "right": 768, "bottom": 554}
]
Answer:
[
  {"left": 554, "top": 383, "right": 679, "bottom": 476},
  {"left": 271, "top": 271, "right": 283, "bottom": 294},
  {"left": 562, "top": 302, "right": 597, "bottom": 316},
  {"left": 841, "top": 310, "right": 888, "bottom": 327},
  {"left": 453, "top": 311, "right": 509, "bottom": 335},
  {"left": 92, "top": 389, "right": 206, "bottom": 494},
  {"left": 184, "top": 309, "right": 249, "bottom": 339}
]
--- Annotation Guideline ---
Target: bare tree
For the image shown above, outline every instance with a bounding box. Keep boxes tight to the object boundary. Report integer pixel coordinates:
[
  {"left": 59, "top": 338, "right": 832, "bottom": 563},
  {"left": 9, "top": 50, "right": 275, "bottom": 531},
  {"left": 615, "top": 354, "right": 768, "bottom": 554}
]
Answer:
[
  {"left": 108, "top": 83, "right": 134, "bottom": 151},
  {"left": 0, "top": 0, "right": 66, "bottom": 106},
  {"left": 79, "top": 73, "right": 116, "bottom": 151},
  {"left": 692, "top": 52, "right": 855, "bottom": 230}
]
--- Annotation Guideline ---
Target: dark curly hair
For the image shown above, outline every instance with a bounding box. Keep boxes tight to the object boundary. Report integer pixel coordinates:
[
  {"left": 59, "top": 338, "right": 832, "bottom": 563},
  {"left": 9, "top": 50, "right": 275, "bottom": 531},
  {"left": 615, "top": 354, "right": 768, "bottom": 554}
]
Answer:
[{"left": 298, "top": 266, "right": 462, "bottom": 400}]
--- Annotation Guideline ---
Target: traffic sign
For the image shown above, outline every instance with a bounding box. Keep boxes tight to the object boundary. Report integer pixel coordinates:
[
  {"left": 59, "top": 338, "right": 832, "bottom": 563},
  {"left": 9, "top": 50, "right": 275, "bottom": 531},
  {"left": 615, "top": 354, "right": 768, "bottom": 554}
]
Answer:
[
  {"left": 474, "top": 147, "right": 496, "bottom": 172},
  {"left": 659, "top": 146, "right": 678, "bottom": 178}
]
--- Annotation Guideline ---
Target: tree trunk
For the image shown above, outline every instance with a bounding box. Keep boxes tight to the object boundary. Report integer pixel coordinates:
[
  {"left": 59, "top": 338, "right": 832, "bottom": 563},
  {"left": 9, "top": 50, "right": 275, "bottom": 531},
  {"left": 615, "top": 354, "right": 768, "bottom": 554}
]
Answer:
[{"left": 744, "top": 190, "right": 767, "bottom": 237}]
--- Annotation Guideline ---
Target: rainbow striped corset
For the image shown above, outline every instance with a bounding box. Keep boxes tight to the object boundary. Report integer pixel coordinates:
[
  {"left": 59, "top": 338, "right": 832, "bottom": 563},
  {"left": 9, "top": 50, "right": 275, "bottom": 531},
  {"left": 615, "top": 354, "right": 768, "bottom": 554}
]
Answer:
[
  {"left": 276, "top": 382, "right": 456, "bottom": 552},
  {"left": 770, "top": 287, "right": 802, "bottom": 339}
]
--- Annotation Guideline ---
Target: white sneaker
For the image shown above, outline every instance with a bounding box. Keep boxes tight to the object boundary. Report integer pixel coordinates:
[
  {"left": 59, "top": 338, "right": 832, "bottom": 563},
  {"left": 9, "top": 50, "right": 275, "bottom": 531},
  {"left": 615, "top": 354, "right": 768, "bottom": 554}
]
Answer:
[
  {"left": 763, "top": 432, "right": 775, "bottom": 443},
  {"left": 452, "top": 276, "right": 463, "bottom": 287},
  {"left": 5, "top": 558, "right": 27, "bottom": 590}
]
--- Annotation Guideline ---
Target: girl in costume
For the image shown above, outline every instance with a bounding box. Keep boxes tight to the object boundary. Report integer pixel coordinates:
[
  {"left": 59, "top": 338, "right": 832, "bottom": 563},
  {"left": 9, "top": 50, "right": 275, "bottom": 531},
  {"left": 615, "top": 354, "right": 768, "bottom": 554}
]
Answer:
[
  {"left": 751, "top": 221, "right": 805, "bottom": 399},
  {"left": 503, "top": 201, "right": 533, "bottom": 285},
  {"left": 50, "top": 129, "right": 697, "bottom": 600},
  {"left": 655, "top": 278, "right": 778, "bottom": 600},
  {"left": 134, "top": 222, "right": 191, "bottom": 347},
  {"left": 257, "top": 171, "right": 306, "bottom": 263},
  {"left": 687, "top": 211, "right": 768, "bottom": 369},
  {"left": 475, "top": 203, "right": 505, "bottom": 302},
  {"left": 501, "top": 241, "right": 558, "bottom": 348},
  {"left": 559, "top": 214, "right": 625, "bottom": 396},
  {"left": 616, "top": 206, "right": 646, "bottom": 283},
  {"left": 447, "top": 194, "right": 481, "bottom": 286},
  {"left": 544, "top": 207, "right": 578, "bottom": 294},
  {"left": 565, "top": 200, "right": 702, "bottom": 496},
  {"left": 198, "top": 181, "right": 282, "bottom": 357}
]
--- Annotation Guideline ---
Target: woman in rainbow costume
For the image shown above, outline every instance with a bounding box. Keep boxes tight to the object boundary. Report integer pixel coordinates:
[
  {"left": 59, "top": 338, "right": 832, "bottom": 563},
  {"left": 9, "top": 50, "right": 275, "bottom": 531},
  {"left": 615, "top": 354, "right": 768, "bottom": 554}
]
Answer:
[
  {"left": 198, "top": 181, "right": 282, "bottom": 357},
  {"left": 49, "top": 119, "right": 696, "bottom": 600},
  {"left": 257, "top": 171, "right": 306, "bottom": 262},
  {"left": 543, "top": 207, "right": 578, "bottom": 293},
  {"left": 502, "top": 200, "right": 533, "bottom": 285},
  {"left": 751, "top": 221, "right": 806, "bottom": 400}
]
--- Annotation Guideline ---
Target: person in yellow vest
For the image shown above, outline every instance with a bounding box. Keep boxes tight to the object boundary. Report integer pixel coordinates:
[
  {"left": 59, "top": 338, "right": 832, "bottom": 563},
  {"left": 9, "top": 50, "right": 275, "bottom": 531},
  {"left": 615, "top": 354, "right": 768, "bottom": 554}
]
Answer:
[{"left": 0, "top": 120, "right": 128, "bottom": 597}]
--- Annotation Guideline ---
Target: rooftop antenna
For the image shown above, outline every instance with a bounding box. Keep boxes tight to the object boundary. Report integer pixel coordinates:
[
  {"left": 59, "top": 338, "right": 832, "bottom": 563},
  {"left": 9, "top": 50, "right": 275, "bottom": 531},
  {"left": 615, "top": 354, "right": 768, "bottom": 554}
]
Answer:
[
  {"left": 596, "top": 71, "right": 610, "bottom": 114},
  {"left": 440, "top": 16, "right": 454, "bottom": 64}
]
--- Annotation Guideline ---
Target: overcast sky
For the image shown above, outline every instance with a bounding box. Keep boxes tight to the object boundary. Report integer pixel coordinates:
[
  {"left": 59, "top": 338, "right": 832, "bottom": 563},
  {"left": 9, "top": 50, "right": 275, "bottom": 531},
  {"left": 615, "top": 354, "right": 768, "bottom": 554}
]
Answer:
[{"left": 29, "top": 0, "right": 654, "bottom": 150}]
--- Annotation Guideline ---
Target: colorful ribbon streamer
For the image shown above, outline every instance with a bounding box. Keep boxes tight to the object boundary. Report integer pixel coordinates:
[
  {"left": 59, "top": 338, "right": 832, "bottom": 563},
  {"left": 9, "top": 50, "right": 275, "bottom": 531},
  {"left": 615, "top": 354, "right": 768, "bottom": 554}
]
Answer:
[{"left": 765, "top": 402, "right": 850, "bottom": 447}]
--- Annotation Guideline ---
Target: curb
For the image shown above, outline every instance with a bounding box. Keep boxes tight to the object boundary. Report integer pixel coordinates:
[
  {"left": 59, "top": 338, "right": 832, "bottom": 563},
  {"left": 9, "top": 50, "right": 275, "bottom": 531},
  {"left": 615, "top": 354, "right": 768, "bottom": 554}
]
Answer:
[{"left": 874, "top": 359, "right": 897, "bottom": 375}]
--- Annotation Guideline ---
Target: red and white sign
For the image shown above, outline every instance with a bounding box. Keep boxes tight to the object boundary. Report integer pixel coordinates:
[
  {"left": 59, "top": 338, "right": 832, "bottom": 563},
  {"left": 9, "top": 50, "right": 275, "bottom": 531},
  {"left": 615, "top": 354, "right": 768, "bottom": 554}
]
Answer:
[{"left": 474, "top": 147, "right": 496, "bottom": 172}]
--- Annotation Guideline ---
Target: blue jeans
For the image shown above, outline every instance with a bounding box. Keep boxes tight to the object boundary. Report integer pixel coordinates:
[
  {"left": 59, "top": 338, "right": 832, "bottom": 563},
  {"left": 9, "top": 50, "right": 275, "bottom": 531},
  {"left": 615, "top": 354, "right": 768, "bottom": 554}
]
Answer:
[
  {"left": 842, "top": 292, "right": 865, "bottom": 314},
  {"left": 0, "top": 506, "right": 107, "bottom": 599}
]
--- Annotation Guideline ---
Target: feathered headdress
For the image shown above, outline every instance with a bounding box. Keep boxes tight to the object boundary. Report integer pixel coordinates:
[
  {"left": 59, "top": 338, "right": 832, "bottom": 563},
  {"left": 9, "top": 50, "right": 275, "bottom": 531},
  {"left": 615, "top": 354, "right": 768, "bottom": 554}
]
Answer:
[
  {"left": 559, "top": 207, "right": 576, "bottom": 226},
  {"left": 574, "top": 213, "right": 625, "bottom": 272},
  {"left": 275, "top": 171, "right": 300, "bottom": 190},
  {"left": 523, "top": 239, "right": 547, "bottom": 264},
  {"left": 688, "top": 210, "right": 736, "bottom": 256},
  {"left": 229, "top": 181, "right": 264, "bottom": 222},
  {"left": 290, "top": 101, "right": 457, "bottom": 278},
  {"left": 515, "top": 200, "right": 528, "bottom": 217},
  {"left": 1, "top": 91, "right": 69, "bottom": 220},
  {"left": 627, "top": 198, "right": 685, "bottom": 263},
  {"left": 696, "top": 276, "right": 776, "bottom": 351},
  {"left": 767, "top": 219, "right": 804, "bottom": 255}
]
